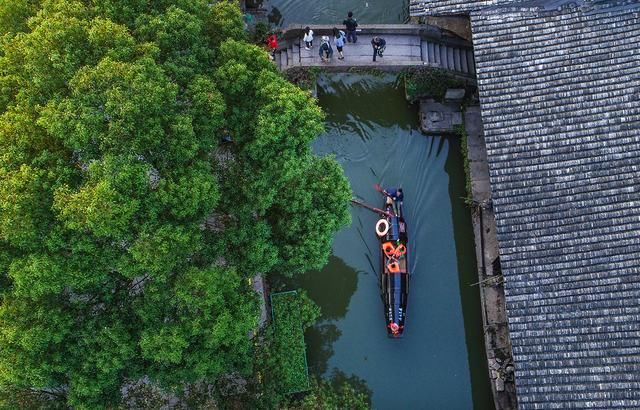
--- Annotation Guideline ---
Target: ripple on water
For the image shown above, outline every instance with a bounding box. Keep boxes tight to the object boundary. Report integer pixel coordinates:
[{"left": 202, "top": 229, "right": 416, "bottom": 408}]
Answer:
[
  {"left": 262, "top": 0, "right": 409, "bottom": 26},
  {"left": 305, "top": 73, "right": 484, "bottom": 409}
]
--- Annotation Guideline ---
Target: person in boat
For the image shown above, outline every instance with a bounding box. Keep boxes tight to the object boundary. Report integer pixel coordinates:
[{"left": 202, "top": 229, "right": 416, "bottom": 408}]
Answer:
[
  {"left": 384, "top": 187, "right": 403, "bottom": 216},
  {"left": 385, "top": 187, "right": 403, "bottom": 202}
]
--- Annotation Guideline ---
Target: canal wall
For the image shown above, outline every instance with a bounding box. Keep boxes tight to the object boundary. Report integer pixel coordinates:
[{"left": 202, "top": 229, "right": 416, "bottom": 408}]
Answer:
[{"left": 415, "top": 97, "right": 518, "bottom": 408}]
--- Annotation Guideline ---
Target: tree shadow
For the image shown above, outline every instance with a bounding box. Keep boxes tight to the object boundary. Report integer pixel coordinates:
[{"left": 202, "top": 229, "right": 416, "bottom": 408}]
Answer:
[
  {"left": 271, "top": 255, "right": 358, "bottom": 376},
  {"left": 292, "top": 255, "right": 358, "bottom": 320},
  {"left": 327, "top": 369, "right": 372, "bottom": 400},
  {"left": 305, "top": 322, "right": 341, "bottom": 376}
]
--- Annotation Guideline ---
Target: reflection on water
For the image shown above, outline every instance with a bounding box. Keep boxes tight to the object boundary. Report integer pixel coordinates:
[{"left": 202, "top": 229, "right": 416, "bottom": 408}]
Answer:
[
  {"left": 278, "top": 255, "right": 359, "bottom": 375},
  {"left": 295, "top": 255, "right": 359, "bottom": 320},
  {"left": 305, "top": 322, "right": 341, "bottom": 375},
  {"left": 298, "top": 74, "right": 492, "bottom": 409},
  {"left": 261, "top": 0, "right": 409, "bottom": 26}
]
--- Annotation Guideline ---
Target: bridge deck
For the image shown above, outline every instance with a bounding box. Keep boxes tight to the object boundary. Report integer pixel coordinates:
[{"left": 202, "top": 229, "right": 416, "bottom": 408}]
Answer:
[
  {"left": 275, "top": 24, "right": 476, "bottom": 75},
  {"left": 299, "top": 34, "right": 421, "bottom": 66}
]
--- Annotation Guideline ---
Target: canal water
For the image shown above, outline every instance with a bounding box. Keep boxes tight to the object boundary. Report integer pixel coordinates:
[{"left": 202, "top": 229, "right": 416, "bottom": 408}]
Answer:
[
  {"left": 281, "top": 74, "right": 493, "bottom": 409},
  {"left": 259, "top": 0, "right": 491, "bottom": 407},
  {"left": 261, "top": 0, "right": 409, "bottom": 27}
]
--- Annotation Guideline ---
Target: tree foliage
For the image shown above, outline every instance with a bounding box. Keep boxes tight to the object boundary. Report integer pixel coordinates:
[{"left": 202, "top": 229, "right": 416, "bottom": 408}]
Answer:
[
  {"left": 270, "top": 291, "right": 320, "bottom": 393},
  {"left": 402, "top": 67, "right": 466, "bottom": 102},
  {"left": 287, "top": 372, "right": 372, "bottom": 410},
  {"left": 0, "top": 0, "right": 350, "bottom": 407}
]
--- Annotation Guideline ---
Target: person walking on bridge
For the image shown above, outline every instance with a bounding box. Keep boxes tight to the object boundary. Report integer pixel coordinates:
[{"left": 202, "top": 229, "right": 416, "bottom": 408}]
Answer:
[
  {"left": 333, "top": 27, "right": 346, "bottom": 60},
  {"left": 343, "top": 11, "right": 358, "bottom": 43},
  {"left": 303, "top": 26, "right": 314, "bottom": 50},
  {"left": 266, "top": 33, "right": 278, "bottom": 60},
  {"left": 371, "top": 36, "right": 386, "bottom": 62}
]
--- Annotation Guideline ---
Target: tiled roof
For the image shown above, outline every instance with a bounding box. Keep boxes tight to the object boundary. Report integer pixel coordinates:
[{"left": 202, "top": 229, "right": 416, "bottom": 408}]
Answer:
[
  {"left": 410, "top": 0, "right": 640, "bottom": 16},
  {"left": 471, "top": 1, "right": 640, "bottom": 408},
  {"left": 410, "top": 0, "right": 515, "bottom": 16}
]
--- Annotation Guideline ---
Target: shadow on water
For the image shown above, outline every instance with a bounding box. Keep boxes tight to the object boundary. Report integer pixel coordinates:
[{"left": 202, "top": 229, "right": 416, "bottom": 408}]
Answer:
[
  {"left": 445, "top": 138, "right": 495, "bottom": 410},
  {"left": 293, "top": 255, "right": 359, "bottom": 320},
  {"left": 278, "top": 255, "right": 359, "bottom": 375},
  {"left": 305, "top": 322, "right": 341, "bottom": 375},
  {"left": 327, "top": 369, "right": 372, "bottom": 400}
]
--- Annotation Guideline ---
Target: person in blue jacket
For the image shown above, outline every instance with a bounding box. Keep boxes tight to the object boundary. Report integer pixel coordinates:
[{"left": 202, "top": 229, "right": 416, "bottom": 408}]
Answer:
[{"left": 333, "top": 27, "right": 346, "bottom": 60}]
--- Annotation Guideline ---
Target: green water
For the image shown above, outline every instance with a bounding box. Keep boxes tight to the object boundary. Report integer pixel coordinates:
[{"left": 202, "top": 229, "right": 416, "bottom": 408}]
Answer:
[{"left": 285, "top": 74, "right": 492, "bottom": 409}]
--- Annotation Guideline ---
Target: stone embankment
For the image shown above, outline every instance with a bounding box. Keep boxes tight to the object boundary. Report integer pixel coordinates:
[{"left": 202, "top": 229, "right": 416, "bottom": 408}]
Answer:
[
  {"left": 465, "top": 106, "right": 518, "bottom": 410},
  {"left": 415, "top": 96, "right": 518, "bottom": 409}
]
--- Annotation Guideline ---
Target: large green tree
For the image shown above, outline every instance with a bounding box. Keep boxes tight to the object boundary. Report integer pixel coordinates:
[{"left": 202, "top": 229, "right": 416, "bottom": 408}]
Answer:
[{"left": 0, "top": 0, "right": 350, "bottom": 407}]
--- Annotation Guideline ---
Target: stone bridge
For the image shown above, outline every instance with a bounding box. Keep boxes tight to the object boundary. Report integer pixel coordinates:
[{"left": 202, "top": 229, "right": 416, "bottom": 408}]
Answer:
[{"left": 274, "top": 24, "right": 476, "bottom": 76}]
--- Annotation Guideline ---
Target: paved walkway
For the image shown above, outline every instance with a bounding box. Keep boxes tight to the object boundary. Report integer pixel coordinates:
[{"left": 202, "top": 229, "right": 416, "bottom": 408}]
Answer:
[
  {"left": 275, "top": 24, "right": 475, "bottom": 74},
  {"left": 298, "top": 34, "right": 421, "bottom": 66}
]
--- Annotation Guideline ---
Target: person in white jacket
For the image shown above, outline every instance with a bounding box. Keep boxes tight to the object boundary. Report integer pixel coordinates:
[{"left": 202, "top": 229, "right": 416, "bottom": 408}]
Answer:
[{"left": 303, "top": 27, "right": 314, "bottom": 50}]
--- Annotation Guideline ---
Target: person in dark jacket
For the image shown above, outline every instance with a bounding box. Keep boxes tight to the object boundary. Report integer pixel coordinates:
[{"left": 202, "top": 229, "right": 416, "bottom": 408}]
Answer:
[
  {"left": 371, "top": 36, "right": 386, "bottom": 62},
  {"left": 319, "top": 36, "right": 333, "bottom": 62},
  {"left": 343, "top": 11, "right": 358, "bottom": 43}
]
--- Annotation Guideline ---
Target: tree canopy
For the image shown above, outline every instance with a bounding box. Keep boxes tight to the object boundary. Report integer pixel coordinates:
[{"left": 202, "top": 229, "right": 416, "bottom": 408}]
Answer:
[{"left": 0, "top": 0, "right": 351, "bottom": 407}]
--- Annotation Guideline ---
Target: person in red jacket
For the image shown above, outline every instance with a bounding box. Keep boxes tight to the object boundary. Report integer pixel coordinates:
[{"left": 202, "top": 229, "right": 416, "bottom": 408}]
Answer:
[{"left": 266, "top": 33, "right": 277, "bottom": 60}]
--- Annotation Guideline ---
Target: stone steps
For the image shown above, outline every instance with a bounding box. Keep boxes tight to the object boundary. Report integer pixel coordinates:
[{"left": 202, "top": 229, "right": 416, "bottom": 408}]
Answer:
[{"left": 421, "top": 40, "right": 475, "bottom": 74}]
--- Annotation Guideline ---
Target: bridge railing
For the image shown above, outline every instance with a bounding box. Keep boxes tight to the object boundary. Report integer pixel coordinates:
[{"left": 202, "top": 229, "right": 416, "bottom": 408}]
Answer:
[{"left": 278, "top": 24, "right": 472, "bottom": 48}]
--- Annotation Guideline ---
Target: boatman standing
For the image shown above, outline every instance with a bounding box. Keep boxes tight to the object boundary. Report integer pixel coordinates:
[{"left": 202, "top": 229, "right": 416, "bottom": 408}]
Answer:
[{"left": 384, "top": 187, "right": 403, "bottom": 215}]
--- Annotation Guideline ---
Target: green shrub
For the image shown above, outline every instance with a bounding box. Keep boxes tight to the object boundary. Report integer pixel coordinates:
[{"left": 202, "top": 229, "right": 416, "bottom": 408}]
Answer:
[
  {"left": 286, "top": 371, "right": 372, "bottom": 409},
  {"left": 403, "top": 67, "right": 465, "bottom": 102},
  {"left": 454, "top": 123, "right": 474, "bottom": 206},
  {"left": 270, "top": 291, "right": 320, "bottom": 393},
  {"left": 284, "top": 67, "right": 320, "bottom": 92},
  {"left": 251, "top": 21, "right": 270, "bottom": 44}
]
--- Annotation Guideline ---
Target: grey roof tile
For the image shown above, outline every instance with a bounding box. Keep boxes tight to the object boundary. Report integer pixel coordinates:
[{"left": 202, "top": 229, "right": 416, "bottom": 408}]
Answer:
[{"left": 468, "top": 1, "right": 640, "bottom": 408}]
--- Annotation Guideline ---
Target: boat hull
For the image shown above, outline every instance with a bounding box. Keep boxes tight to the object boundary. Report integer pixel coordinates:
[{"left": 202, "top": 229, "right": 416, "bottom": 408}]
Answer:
[{"left": 378, "top": 191, "right": 409, "bottom": 338}]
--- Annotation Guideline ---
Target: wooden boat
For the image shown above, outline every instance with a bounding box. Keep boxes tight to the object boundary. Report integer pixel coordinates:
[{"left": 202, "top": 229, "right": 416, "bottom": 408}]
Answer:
[{"left": 375, "top": 187, "right": 409, "bottom": 338}]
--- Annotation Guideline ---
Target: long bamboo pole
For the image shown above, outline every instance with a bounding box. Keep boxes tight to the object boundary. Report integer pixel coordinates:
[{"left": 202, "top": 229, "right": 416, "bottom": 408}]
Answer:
[{"left": 350, "top": 199, "right": 394, "bottom": 218}]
